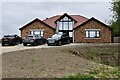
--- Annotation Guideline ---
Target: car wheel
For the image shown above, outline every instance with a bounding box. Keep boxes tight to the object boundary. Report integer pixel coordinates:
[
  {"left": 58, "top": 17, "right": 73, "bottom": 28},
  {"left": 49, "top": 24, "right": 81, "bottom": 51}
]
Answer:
[
  {"left": 58, "top": 41, "right": 62, "bottom": 46},
  {"left": 20, "top": 40, "right": 22, "bottom": 44},
  {"left": 2, "top": 43, "right": 5, "bottom": 46},
  {"left": 23, "top": 43, "right": 27, "bottom": 46},
  {"left": 10, "top": 43, "right": 15, "bottom": 46},
  {"left": 44, "top": 39, "right": 47, "bottom": 44},
  {"left": 47, "top": 44, "right": 50, "bottom": 46},
  {"left": 43, "top": 40, "right": 46, "bottom": 44},
  {"left": 33, "top": 41, "right": 37, "bottom": 46}
]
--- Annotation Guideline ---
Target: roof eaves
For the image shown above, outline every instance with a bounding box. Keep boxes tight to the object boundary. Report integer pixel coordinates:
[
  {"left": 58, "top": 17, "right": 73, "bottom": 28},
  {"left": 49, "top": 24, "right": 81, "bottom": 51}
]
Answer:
[
  {"left": 19, "top": 18, "right": 55, "bottom": 30},
  {"left": 74, "top": 17, "right": 112, "bottom": 30},
  {"left": 55, "top": 13, "right": 77, "bottom": 23}
]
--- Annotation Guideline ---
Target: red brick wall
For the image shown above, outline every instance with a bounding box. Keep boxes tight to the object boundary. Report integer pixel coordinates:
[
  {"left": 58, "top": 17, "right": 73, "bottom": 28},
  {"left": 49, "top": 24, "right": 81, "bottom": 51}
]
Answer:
[
  {"left": 20, "top": 20, "right": 55, "bottom": 39},
  {"left": 74, "top": 20, "right": 112, "bottom": 43}
]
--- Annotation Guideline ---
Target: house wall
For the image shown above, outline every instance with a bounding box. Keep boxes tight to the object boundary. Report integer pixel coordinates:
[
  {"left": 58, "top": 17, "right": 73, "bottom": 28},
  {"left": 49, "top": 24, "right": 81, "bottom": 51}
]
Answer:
[
  {"left": 74, "top": 20, "right": 112, "bottom": 43},
  {"left": 20, "top": 20, "right": 55, "bottom": 39}
]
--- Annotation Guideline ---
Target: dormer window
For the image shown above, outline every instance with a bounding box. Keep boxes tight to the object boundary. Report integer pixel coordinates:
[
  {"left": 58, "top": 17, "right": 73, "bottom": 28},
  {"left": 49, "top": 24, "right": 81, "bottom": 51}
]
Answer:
[
  {"left": 57, "top": 16, "right": 74, "bottom": 31},
  {"left": 55, "top": 14, "right": 76, "bottom": 43}
]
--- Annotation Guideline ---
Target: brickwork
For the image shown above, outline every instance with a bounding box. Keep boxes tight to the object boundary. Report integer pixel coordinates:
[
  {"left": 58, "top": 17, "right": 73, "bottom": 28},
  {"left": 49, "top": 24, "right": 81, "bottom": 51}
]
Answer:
[
  {"left": 74, "top": 20, "right": 112, "bottom": 43},
  {"left": 20, "top": 20, "right": 55, "bottom": 39}
]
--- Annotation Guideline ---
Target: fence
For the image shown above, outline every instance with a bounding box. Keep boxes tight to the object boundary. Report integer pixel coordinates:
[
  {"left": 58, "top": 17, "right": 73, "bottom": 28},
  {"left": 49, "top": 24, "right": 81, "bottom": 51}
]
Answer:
[{"left": 113, "top": 37, "right": 120, "bottom": 43}]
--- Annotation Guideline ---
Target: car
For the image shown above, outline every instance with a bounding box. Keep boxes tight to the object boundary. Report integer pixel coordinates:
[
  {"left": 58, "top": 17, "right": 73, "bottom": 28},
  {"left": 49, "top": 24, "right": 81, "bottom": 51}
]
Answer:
[
  {"left": 1, "top": 35, "right": 22, "bottom": 46},
  {"left": 22, "top": 34, "right": 46, "bottom": 46},
  {"left": 47, "top": 33, "right": 70, "bottom": 46}
]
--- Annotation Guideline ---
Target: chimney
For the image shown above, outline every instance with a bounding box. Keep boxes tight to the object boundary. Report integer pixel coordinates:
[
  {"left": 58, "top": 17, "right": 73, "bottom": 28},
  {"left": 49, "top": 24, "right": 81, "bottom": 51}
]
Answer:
[{"left": 46, "top": 18, "right": 48, "bottom": 19}]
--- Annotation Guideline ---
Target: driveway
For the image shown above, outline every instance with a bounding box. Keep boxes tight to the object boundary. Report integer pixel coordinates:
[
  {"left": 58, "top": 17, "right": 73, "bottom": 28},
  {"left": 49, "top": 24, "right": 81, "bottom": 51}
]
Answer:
[
  {"left": 0, "top": 43, "right": 119, "bottom": 54},
  {"left": 0, "top": 43, "right": 79, "bottom": 54},
  {"left": 0, "top": 44, "right": 54, "bottom": 54}
]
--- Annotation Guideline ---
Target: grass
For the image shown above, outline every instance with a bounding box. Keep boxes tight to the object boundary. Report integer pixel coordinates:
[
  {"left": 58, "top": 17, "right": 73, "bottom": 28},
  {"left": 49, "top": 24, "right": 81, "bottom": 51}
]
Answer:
[
  {"left": 69, "top": 44, "right": 120, "bottom": 67},
  {"left": 56, "top": 66, "right": 119, "bottom": 79},
  {"left": 89, "top": 66, "right": 119, "bottom": 78},
  {"left": 59, "top": 44, "right": 120, "bottom": 79}
]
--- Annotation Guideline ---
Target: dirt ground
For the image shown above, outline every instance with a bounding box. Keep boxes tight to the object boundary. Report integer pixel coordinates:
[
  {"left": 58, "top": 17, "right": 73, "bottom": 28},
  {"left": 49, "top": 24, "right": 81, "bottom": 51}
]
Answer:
[{"left": 2, "top": 43, "right": 119, "bottom": 78}]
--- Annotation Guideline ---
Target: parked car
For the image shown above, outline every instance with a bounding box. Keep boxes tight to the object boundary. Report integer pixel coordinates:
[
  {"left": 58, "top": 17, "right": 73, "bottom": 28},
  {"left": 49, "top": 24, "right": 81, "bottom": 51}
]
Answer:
[
  {"left": 0, "top": 38, "right": 1, "bottom": 43},
  {"left": 22, "top": 34, "right": 46, "bottom": 46},
  {"left": 47, "top": 33, "right": 70, "bottom": 46},
  {"left": 2, "top": 35, "right": 22, "bottom": 46}
]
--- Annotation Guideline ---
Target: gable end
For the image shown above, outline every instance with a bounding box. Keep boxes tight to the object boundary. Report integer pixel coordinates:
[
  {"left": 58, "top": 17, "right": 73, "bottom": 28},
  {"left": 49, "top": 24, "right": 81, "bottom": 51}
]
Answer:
[{"left": 74, "top": 17, "right": 112, "bottom": 30}]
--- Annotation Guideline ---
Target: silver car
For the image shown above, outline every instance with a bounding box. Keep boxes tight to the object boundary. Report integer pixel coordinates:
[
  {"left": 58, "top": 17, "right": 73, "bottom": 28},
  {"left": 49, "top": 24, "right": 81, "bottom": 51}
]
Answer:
[{"left": 22, "top": 34, "right": 46, "bottom": 46}]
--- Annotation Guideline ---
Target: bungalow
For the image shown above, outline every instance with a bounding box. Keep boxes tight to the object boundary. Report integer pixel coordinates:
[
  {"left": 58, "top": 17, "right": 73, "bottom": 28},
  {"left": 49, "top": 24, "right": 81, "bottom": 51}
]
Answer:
[{"left": 19, "top": 13, "right": 112, "bottom": 43}]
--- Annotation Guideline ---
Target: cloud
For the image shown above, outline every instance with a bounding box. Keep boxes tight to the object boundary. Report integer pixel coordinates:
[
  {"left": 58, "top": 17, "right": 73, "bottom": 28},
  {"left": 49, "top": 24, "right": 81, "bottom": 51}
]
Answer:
[
  {"left": 1, "top": 0, "right": 112, "bottom": 2},
  {"left": 1, "top": 2, "right": 112, "bottom": 38}
]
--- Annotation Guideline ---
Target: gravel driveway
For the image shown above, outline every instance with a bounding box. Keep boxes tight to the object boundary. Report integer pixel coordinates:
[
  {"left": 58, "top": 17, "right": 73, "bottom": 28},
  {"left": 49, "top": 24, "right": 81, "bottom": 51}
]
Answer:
[
  {"left": 1, "top": 43, "right": 86, "bottom": 54},
  {"left": 0, "top": 44, "right": 58, "bottom": 54},
  {"left": 0, "top": 43, "right": 119, "bottom": 54}
]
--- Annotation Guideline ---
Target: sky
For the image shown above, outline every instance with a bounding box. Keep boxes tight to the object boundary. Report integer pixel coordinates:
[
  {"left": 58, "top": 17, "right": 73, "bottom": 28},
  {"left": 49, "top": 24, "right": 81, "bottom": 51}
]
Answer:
[{"left": 0, "top": 0, "right": 113, "bottom": 38}]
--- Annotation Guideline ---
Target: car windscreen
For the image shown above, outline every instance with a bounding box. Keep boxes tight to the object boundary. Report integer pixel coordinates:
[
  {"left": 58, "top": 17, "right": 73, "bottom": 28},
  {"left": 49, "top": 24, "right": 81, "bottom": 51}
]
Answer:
[
  {"left": 52, "top": 34, "right": 62, "bottom": 38},
  {"left": 3, "top": 35, "right": 14, "bottom": 38}
]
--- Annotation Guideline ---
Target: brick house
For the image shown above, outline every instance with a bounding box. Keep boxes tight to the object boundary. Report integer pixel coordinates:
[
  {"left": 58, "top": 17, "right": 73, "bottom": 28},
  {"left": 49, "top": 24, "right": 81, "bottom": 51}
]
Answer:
[{"left": 19, "top": 13, "right": 112, "bottom": 43}]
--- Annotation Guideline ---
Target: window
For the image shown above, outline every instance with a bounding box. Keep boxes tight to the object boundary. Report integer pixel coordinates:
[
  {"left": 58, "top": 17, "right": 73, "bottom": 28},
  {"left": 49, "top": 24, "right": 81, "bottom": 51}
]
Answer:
[
  {"left": 69, "top": 32, "right": 73, "bottom": 37},
  {"left": 29, "top": 31, "right": 31, "bottom": 34},
  {"left": 59, "top": 32, "right": 63, "bottom": 34},
  {"left": 85, "top": 30, "right": 100, "bottom": 38},
  {"left": 35, "top": 31, "right": 40, "bottom": 35},
  {"left": 59, "top": 22, "right": 62, "bottom": 30},
  {"left": 69, "top": 22, "right": 73, "bottom": 30},
  {"left": 40, "top": 31, "right": 44, "bottom": 37},
  {"left": 63, "top": 16, "right": 68, "bottom": 21},
  {"left": 57, "top": 16, "right": 74, "bottom": 31},
  {"left": 33, "top": 31, "right": 35, "bottom": 35},
  {"left": 63, "top": 22, "right": 69, "bottom": 30},
  {"left": 30, "top": 30, "right": 44, "bottom": 37},
  {"left": 35, "top": 35, "right": 39, "bottom": 38}
]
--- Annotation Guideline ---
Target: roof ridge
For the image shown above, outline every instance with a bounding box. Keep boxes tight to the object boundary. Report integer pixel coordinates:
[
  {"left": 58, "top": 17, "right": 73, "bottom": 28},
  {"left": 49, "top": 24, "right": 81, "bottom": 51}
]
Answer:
[
  {"left": 74, "top": 17, "right": 112, "bottom": 30},
  {"left": 43, "top": 14, "right": 89, "bottom": 21},
  {"left": 70, "top": 15, "right": 89, "bottom": 19},
  {"left": 43, "top": 15, "right": 60, "bottom": 21},
  {"left": 19, "top": 18, "right": 55, "bottom": 30}
]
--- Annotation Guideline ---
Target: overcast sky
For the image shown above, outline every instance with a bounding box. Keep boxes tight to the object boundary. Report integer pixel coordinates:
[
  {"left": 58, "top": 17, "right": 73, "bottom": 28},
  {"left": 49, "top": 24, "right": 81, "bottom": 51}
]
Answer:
[{"left": 0, "top": 0, "right": 113, "bottom": 38}]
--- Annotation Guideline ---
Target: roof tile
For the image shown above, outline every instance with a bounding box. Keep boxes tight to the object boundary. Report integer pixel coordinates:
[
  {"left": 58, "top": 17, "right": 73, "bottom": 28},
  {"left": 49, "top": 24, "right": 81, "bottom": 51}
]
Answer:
[{"left": 43, "top": 15, "right": 89, "bottom": 29}]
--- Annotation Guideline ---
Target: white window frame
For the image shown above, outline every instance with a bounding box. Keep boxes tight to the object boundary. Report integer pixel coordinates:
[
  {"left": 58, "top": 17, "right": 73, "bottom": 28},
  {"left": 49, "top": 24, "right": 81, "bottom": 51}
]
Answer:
[
  {"left": 85, "top": 29, "right": 101, "bottom": 39},
  {"left": 57, "top": 16, "right": 74, "bottom": 31},
  {"left": 30, "top": 29, "right": 44, "bottom": 37}
]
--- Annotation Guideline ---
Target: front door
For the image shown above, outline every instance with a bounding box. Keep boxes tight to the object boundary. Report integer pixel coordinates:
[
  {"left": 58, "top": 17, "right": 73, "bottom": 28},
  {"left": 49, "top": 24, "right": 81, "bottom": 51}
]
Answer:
[{"left": 59, "top": 30, "right": 73, "bottom": 43}]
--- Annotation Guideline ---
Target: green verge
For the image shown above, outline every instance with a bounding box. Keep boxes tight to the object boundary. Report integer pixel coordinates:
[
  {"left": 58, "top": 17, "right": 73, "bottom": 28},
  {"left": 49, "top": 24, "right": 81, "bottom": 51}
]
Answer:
[
  {"left": 69, "top": 45, "right": 119, "bottom": 67},
  {"left": 56, "top": 66, "right": 119, "bottom": 79}
]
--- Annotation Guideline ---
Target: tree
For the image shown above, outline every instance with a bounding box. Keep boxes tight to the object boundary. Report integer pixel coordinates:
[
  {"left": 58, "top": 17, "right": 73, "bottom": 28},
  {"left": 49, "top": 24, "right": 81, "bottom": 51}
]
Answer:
[{"left": 111, "top": 0, "right": 120, "bottom": 37}]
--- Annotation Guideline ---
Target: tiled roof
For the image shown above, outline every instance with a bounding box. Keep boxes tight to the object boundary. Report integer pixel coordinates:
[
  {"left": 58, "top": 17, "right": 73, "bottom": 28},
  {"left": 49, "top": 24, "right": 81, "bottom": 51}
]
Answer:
[
  {"left": 19, "top": 14, "right": 89, "bottom": 30},
  {"left": 74, "top": 17, "right": 112, "bottom": 30},
  {"left": 43, "top": 15, "right": 88, "bottom": 29},
  {"left": 19, "top": 14, "right": 111, "bottom": 31},
  {"left": 19, "top": 18, "right": 55, "bottom": 30},
  {"left": 43, "top": 16, "right": 60, "bottom": 29}
]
